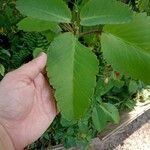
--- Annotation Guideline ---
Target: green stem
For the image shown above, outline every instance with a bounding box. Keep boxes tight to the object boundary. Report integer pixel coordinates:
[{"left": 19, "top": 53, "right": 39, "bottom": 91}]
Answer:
[
  {"left": 79, "top": 29, "right": 101, "bottom": 37},
  {"left": 60, "top": 23, "right": 73, "bottom": 32},
  {"left": 72, "top": 1, "right": 80, "bottom": 37}
]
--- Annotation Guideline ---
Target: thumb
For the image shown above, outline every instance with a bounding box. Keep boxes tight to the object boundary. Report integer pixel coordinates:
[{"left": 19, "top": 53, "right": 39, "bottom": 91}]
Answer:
[{"left": 16, "top": 52, "right": 47, "bottom": 80}]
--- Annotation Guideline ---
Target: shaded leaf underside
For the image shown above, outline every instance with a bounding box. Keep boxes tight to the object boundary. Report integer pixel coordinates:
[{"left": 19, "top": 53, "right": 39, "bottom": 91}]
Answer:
[{"left": 102, "top": 13, "right": 150, "bottom": 84}]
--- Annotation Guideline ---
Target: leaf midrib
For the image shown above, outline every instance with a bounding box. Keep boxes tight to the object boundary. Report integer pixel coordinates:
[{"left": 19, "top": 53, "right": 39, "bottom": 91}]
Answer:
[
  {"left": 71, "top": 38, "right": 88, "bottom": 118},
  {"left": 72, "top": 37, "right": 76, "bottom": 115},
  {"left": 81, "top": 14, "right": 130, "bottom": 22}
]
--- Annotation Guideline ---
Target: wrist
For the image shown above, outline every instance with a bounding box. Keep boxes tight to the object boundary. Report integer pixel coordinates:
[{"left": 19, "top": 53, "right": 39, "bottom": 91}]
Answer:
[{"left": 0, "top": 123, "right": 15, "bottom": 150}]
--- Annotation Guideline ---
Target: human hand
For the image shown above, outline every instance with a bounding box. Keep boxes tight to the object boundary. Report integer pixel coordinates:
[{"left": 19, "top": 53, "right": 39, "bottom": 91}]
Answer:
[{"left": 0, "top": 53, "right": 57, "bottom": 149}]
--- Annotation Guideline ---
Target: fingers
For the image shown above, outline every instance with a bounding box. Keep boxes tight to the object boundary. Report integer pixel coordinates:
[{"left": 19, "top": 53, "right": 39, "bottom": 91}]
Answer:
[
  {"left": 16, "top": 52, "right": 47, "bottom": 80},
  {"left": 34, "top": 73, "right": 57, "bottom": 116}
]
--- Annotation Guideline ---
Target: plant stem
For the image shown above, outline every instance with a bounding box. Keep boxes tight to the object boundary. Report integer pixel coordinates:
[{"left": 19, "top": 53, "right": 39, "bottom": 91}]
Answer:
[
  {"left": 79, "top": 29, "right": 102, "bottom": 37},
  {"left": 64, "top": 24, "right": 74, "bottom": 32},
  {"left": 60, "top": 23, "right": 73, "bottom": 32},
  {"left": 72, "top": 0, "right": 80, "bottom": 36}
]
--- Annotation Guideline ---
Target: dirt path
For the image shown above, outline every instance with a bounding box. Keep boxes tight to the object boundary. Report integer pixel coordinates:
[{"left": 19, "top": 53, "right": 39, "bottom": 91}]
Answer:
[{"left": 115, "top": 120, "right": 150, "bottom": 150}]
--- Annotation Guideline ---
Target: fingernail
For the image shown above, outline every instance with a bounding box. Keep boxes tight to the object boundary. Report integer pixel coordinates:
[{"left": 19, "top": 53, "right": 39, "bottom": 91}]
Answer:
[{"left": 38, "top": 52, "right": 47, "bottom": 59}]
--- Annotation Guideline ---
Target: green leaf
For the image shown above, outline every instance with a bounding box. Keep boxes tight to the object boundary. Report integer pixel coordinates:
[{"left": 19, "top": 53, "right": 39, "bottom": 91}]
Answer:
[
  {"left": 92, "top": 106, "right": 108, "bottom": 132},
  {"left": 80, "top": 0, "right": 133, "bottom": 26},
  {"left": 0, "top": 49, "right": 11, "bottom": 57},
  {"left": 101, "top": 13, "right": 150, "bottom": 84},
  {"left": 94, "top": 79, "right": 114, "bottom": 97},
  {"left": 79, "top": 0, "right": 90, "bottom": 9},
  {"left": 0, "top": 64, "right": 5, "bottom": 76},
  {"left": 112, "top": 79, "right": 124, "bottom": 89},
  {"left": 47, "top": 33, "right": 98, "bottom": 121},
  {"left": 138, "top": 0, "right": 150, "bottom": 12},
  {"left": 16, "top": 0, "right": 72, "bottom": 23},
  {"left": 123, "top": 99, "right": 136, "bottom": 110},
  {"left": 33, "top": 48, "right": 45, "bottom": 58},
  {"left": 17, "top": 17, "right": 61, "bottom": 32},
  {"left": 42, "top": 31, "right": 58, "bottom": 42},
  {"left": 128, "top": 80, "right": 138, "bottom": 94},
  {"left": 60, "top": 117, "right": 76, "bottom": 127},
  {"left": 42, "top": 132, "right": 49, "bottom": 140},
  {"left": 92, "top": 103, "right": 119, "bottom": 132},
  {"left": 101, "top": 103, "right": 120, "bottom": 124}
]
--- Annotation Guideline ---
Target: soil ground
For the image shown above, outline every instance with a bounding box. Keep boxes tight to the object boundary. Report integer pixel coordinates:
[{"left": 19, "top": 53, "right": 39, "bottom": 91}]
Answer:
[{"left": 115, "top": 119, "right": 150, "bottom": 150}]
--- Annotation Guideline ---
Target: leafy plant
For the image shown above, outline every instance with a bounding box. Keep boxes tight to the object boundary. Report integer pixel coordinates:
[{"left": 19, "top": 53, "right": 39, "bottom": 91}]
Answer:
[
  {"left": 0, "top": 0, "right": 21, "bottom": 33},
  {"left": 138, "top": 0, "right": 150, "bottom": 15},
  {"left": 0, "top": 0, "right": 149, "bottom": 148},
  {"left": 0, "top": 64, "right": 5, "bottom": 76},
  {"left": 16, "top": 0, "right": 150, "bottom": 122},
  {"left": 92, "top": 102, "right": 120, "bottom": 131}
]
